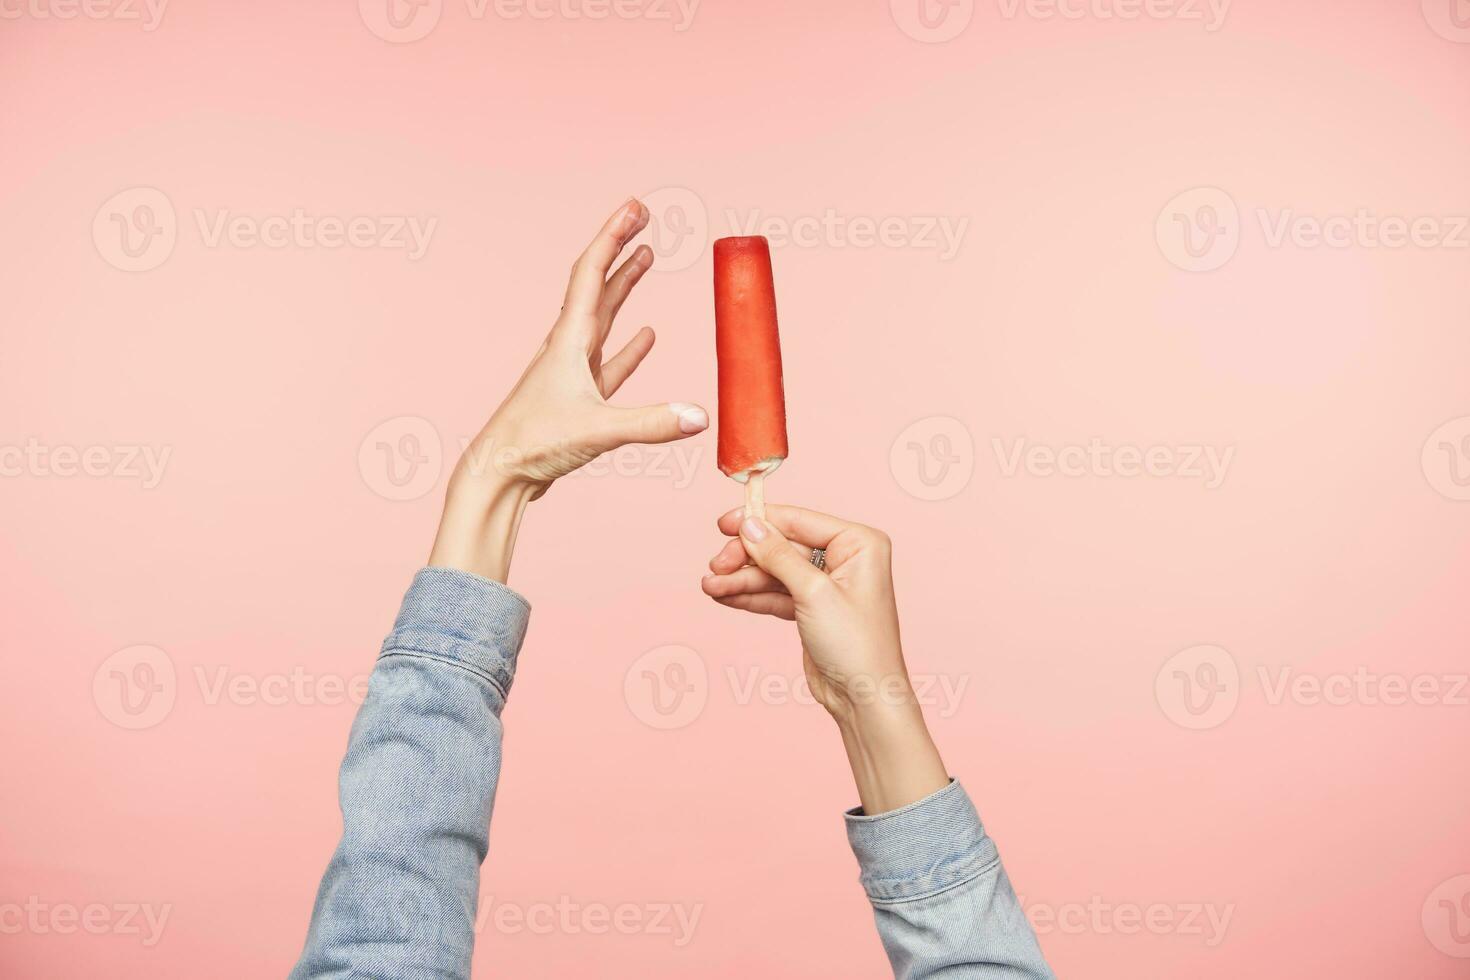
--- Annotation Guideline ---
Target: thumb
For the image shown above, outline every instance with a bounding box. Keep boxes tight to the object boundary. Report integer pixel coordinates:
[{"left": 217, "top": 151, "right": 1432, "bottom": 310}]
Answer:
[
  {"left": 597, "top": 402, "right": 708, "bottom": 450},
  {"left": 739, "top": 516, "right": 826, "bottom": 599}
]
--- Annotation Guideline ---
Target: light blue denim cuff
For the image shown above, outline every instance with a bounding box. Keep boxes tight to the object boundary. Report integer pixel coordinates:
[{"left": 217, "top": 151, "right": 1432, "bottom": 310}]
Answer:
[
  {"left": 379, "top": 567, "right": 531, "bottom": 702},
  {"left": 845, "top": 780, "right": 1000, "bottom": 905}
]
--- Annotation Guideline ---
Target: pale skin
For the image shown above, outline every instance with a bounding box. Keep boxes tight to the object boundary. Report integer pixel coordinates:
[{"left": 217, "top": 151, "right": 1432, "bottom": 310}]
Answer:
[
  {"left": 701, "top": 506, "right": 950, "bottom": 814},
  {"left": 432, "top": 198, "right": 950, "bottom": 815}
]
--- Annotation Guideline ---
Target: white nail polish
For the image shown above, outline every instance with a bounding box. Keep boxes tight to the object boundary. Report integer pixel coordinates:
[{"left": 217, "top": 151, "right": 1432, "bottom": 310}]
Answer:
[{"left": 669, "top": 403, "right": 708, "bottom": 434}]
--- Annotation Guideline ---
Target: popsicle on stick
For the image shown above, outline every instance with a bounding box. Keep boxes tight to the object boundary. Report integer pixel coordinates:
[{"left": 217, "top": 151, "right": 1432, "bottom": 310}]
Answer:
[{"left": 713, "top": 235, "right": 788, "bottom": 521}]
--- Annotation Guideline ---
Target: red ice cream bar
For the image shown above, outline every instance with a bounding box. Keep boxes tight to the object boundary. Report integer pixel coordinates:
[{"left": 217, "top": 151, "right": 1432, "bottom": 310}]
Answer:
[{"left": 714, "top": 236, "right": 788, "bottom": 482}]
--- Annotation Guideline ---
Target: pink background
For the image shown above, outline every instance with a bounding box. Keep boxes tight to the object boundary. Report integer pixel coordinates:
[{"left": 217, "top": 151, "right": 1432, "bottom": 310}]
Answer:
[{"left": 3, "top": 0, "right": 1469, "bottom": 976}]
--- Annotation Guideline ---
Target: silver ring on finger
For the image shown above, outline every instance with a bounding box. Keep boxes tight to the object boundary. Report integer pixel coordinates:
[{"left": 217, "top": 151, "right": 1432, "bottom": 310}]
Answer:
[{"left": 810, "top": 548, "right": 827, "bottom": 571}]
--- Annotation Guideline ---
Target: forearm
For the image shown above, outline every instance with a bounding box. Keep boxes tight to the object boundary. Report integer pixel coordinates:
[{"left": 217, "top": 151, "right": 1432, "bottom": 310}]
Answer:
[
  {"left": 848, "top": 781, "right": 1055, "bottom": 980},
  {"left": 290, "top": 568, "right": 530, "bottom": 980},
  {"left": 428, "top": 473, "right": 537, "bottom": 584},
  {"left": 836, "top": 698, "right": 1052, "bottom": 979},
  {"left": 833, "top": 683, "right": 950, "bottom": 816}
]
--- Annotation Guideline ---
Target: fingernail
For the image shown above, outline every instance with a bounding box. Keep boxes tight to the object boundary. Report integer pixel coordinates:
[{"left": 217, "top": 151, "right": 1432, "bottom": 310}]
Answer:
[
  {"left": 740, "top": 518, "right": 767, "bottom": 542},
  {"left": 669, "top": 403, "right": 708, "bottom": 434}
]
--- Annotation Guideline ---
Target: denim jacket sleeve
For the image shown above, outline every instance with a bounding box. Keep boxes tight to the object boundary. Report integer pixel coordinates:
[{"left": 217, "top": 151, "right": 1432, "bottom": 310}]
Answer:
[
  {"left": 289, "top": 567, "right": 530, "bottom": 980},
  {"left": 847, "top": 780, "right": 1056, "bottom": 979}
]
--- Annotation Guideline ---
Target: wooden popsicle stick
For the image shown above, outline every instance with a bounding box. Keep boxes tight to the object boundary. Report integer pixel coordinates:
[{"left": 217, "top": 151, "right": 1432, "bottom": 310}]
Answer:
[{"left": 745, "top": 472, "right": 766, "bottom": 522}]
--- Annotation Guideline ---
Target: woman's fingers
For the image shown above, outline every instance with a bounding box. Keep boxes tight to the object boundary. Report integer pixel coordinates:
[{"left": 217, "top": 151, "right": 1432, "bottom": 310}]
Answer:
[
  {"left": 716, "top": 503, "right": 853, "bottom": 550},
  {"left": 712, "top": 592, "right": 797, "bottom": 621},
  {"left": 735, "top": 517, "right": 828, "bottom": 600},
  {"left": 600, "top": 326, "right": 656, "bottom": 398},
  {"left": 708, "top": 537, "right": 748, "bottom": 574},
  {"left": 598, "top": 244, "right": 653, "bottom": 336},
  {"left": 701, "top": 566, "right": 789, "bottom": 598},
  {"left": 563, "top": 199, "right": 649, "bottom": 317},
  {"left": 588, "top": 402, "right": 708, "bottom": 453},
  {"left": 708, "top": 536, "right": 809, "bottom": 575}
]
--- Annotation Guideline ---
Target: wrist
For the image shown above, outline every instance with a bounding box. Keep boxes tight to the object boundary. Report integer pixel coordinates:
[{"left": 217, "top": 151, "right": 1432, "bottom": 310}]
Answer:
[
  {"left": 825, "top": 671, "right": 921, "bottom": 728},
  {"left": 834, "top": 693, "right": 950, "bottom": 816},
  {"left": 427, "top": 474, "right": 538, "bottom": 584}
]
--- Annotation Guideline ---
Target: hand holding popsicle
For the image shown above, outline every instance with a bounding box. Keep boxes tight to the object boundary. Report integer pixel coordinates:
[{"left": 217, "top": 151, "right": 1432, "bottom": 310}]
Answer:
[
  {"left": 703, "top": 504, "right": 950, "bottom": 815},
  {"left": 708, "top": 237, "right": 948, "bottom": 810}
]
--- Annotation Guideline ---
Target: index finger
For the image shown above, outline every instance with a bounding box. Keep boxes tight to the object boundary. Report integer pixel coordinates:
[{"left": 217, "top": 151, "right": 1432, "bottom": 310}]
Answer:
[
  {"left": 562, "top": 199, "right": 650, "bottom": 315},
  {"left": 716, "top": 503, "right": 854, "bottom": 549}
]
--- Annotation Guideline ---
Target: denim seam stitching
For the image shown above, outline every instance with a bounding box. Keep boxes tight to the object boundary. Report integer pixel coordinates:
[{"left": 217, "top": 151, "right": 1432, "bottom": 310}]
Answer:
[
  {"left": 865, "top": 853, "right": 1002, "bottom": 906},
  {"left": 378, "top": 649, "right": 510, "bottom": 701}
]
